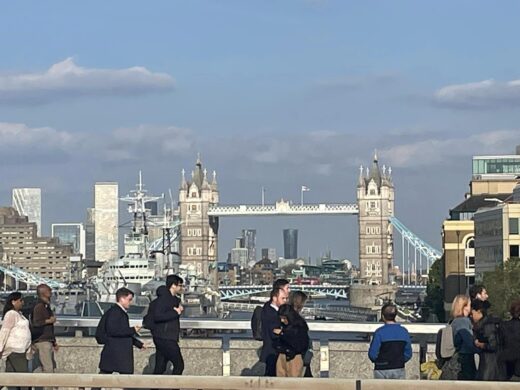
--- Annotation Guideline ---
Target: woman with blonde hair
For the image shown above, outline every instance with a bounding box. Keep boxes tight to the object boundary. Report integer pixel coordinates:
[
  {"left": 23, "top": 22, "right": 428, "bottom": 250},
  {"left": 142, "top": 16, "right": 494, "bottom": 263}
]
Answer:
[{"left": 451, "top": 294, "right": 480, "bottom": 380}]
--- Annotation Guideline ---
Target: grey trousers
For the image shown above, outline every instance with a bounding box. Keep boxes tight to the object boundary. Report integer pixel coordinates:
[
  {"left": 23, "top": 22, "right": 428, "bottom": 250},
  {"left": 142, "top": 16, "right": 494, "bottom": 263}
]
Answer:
[
  {"left": 374, "top": 368, "right": 406, "bottom": 379},
  {"left": 5, "top": 352, "right": 29, "bottom": 390}
]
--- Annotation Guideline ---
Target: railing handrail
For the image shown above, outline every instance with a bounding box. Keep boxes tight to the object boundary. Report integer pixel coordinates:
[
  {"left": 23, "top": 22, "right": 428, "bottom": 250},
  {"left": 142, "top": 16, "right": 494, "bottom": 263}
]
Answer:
[{"left": 53, "top": 317, "right": 444, "bottom": 335}]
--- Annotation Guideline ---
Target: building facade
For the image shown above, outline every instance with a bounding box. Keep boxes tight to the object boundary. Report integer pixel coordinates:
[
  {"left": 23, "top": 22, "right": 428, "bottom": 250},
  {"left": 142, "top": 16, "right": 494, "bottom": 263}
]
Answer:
[
  {"left": 12, "top": 188, "right": 42, "bottom": 236},
  {"left": 242, "top": 229, "right": 257, "bottom": 265},
  {"left": 283, "top": 229, "right": 298, "bottom": 259},
  {"left": 357, "top": 153, "right": 394, "bottom": 285},
  {"left": 94, "top": 182, "right": 119, "bottom": 262},
  {"left": 51, "top": 223, "right": 86, "bottom": 257},
  {"left": 85, "top": 208, "right": 95, "bottom": 260},
  {"left": 0, "top": 207, "right": 71, "bottom": 282},
  {"left": 178, "top": 157, "right": 219, "bottom": 281},
  {"left": 261, "top": 248, "right": 277, "bottom": 262}
]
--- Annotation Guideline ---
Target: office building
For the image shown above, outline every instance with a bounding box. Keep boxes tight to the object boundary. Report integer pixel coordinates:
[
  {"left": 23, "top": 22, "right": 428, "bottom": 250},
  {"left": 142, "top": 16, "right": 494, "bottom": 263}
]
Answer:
[
  {"left": 85, "top": 208, "right": 95, "bottom": 260},
  {"left": 12, "top": 188, "right": 42, "bottom": 236},
  {"left": 283, "top": 229, "right": 298, "bottom": 259},
  {"left": 261, "top": 248, "right": 277, "bottom": 261},
  {"left": 51, "top": 223, "right": 86, "bottom": 257},
  {"left": 0, "top": 207, "right": 71, "bottom": 282},
  {"left": 242, "top": 229, "right": 257, "bottom": 264},
  {"left": 94, "top": 182, "right": 119, "bottom": 262}
]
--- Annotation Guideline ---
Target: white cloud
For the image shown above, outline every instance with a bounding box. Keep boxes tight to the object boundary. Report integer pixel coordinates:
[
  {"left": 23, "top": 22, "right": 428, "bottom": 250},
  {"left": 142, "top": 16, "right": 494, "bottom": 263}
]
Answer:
[
  {"left": 0, "top": 58, "right": 174, "bottom": 104},
  {"left": 434, "top": 79, "right": 520, "bottom": 109},
  {"left": 380, "top": 130, "right": 520, "bottom": 167}
]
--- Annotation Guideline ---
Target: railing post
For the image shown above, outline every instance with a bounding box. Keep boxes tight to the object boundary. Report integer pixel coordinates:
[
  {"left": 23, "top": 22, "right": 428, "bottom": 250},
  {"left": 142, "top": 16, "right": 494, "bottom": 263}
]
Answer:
[
  {"left": 222, "top": 335, "right": 231, "bottom": 377},
  {"left": 319, "top": 339, "right": 330, "bottom": 378}
]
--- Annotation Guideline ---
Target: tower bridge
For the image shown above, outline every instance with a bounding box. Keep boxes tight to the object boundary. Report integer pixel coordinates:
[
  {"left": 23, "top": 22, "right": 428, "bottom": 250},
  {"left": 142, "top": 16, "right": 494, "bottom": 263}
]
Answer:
[
  {"left": 218, "top": 284, "right": 348, "bottom": 300},
  {"left": 208, "top": 202, "right": 358, "bottom": 217}
]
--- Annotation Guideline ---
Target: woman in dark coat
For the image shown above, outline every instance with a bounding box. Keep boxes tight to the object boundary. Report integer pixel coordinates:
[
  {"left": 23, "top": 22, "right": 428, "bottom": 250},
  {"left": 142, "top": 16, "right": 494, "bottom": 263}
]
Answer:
[
  {"left": 273, "top": 304, "right": 310, "bottom": 377},
  {"left": 471, "top": 299, "right": 505, "bottom": 381},
  {"left": 500, "top": 299, "right": 520, "bottom": 380},
  {"left": 99, "top": 288, "right": 143, "bottom": 374}
]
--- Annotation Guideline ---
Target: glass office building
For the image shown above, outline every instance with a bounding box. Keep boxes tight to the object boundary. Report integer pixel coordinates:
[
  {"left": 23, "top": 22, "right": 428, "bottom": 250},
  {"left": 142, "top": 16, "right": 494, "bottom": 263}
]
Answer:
[
  {"left": 51, "top": 223, "right": 86, "bottom": 256},
  {"left": 473, "top": 155, "right": 520, "bottom": 177}
]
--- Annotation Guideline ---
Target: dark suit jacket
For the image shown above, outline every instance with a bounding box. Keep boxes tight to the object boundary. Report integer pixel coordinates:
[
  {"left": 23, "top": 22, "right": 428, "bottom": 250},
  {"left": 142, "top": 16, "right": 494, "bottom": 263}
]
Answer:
[
  {"left": 99, "top": 304, "right": 143, "bottom": 374},
  {"left": 152, "top": 292, "right": 181, "bottom": 341},
  {"left": 260, "top": 301, "right": 280, "bottom": 362}
]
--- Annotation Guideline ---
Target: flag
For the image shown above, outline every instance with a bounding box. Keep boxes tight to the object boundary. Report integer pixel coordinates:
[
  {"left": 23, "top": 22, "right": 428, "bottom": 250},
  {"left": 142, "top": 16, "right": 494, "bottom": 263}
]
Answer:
[{"left": 301, "top": 185, "right": 310, "bottom": 192}]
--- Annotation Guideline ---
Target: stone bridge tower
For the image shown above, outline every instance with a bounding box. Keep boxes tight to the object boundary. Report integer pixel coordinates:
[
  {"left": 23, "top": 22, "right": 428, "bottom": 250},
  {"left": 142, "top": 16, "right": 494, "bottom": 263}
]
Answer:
[
  {"left": 357, "top": 152, "right": 394, "bottom": 285},
  {"left": 178, "top": 156, "right": 219, "bottom": 283}
]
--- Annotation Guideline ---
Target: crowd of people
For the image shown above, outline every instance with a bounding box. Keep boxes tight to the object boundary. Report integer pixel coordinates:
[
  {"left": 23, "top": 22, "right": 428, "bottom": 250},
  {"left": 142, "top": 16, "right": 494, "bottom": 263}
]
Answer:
[
  {"left": 2, "top": 278, "right": 519, "bottom": 382},
  {"left": 436, "top": 285, "right": 520, "bottom": 382}
]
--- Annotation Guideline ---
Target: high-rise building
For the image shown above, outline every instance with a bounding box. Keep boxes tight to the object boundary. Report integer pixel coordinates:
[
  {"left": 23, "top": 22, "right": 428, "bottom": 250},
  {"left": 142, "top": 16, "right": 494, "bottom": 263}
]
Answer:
[
  {"left": 51, "top": 223, "right": 86, "bottom": 257},
  {"left": 94, "top": 182, "right": 119, "bottom": 262},
  {"left": 357, "top": 152, "right": 394, "bottom": 285},
  {"left": 0, "top": 207, "right": 71, "bottom": 282},
  {"left": 261, "top": 248, "right": 277, "bottom": 261},
  {"left": 242, "top": 229, "right": 257, "bottom": 264},
  {"left": 85, "top": 208, "right": 95, "bottom": 260},
  {"left": 145, "top": 201, "right": 159, "bottom": 216},
  {"left": 283, "top": 229, "right": 298, "bottom": 259},
  {"left": 178, "top": 157, "right": 219, "bottom": 280},
  {"left": 12, "top": 188, "right": 42, "bottom": 236}
]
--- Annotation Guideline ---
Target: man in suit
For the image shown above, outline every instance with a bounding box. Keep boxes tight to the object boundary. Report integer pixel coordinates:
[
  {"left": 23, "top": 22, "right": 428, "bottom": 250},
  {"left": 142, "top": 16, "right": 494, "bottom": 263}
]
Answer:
[
  {"left": 99, "top": 287, "right": 144, "bottom": 374},
  {"left": 152, "top": 275, "right": 185, "bottom": 375},
  {"left": 261, "top": 286, "right": 289, "bottom": 376}
]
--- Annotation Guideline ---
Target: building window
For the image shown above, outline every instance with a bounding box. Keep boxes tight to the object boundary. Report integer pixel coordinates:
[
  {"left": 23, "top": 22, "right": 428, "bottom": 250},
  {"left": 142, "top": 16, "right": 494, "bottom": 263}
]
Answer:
[
  {"left": 511, "top": 245, "right": 520, "bottom": 259},
  {"left": 510, "top": 218, "right": 519, "bottom": 235},
  {"left": 370, "top": 189, "right": 376, "bottom": 195},
  {"left": 191, "top": 192, "right": 197, "bottom": 198}
]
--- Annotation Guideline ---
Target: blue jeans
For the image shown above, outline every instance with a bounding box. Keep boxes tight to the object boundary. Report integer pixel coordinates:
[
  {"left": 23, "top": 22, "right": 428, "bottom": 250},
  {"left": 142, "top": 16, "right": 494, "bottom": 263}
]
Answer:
[{"left": 374, "top": 368, "right": 406, "bottom": 379}]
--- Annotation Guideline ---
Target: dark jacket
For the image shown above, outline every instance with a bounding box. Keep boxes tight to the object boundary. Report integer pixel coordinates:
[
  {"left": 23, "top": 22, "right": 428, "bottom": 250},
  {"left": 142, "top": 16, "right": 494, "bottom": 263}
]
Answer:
[
  {"left": 260, "top": 302, "right": 280, "bottom": 363},
  {"left": 152, "top": 290, "right": 181, "bottom": 341},
  {"left": 31, "top": 299, "right": 55, "bottom": 344},
  {"left": 99, "top": 304, "right": 143, "bottom": 374},
  {"left": 452, "top": 316, "right": 480, "bottom": 355},
  {"left": 368, "top": 323, "right": 412, "bottom": 371},
  {"left": 474, "top": 315, "right": 506, "bottom": 381},
  {"left": 148, "top": 286, "right": 168, "bottom": 336},
  {"left": 500, "top": 318, "right": 520, "bottom": 379},
  {"left": 274, "top": 315, "right": 309, "bottom": 360}
]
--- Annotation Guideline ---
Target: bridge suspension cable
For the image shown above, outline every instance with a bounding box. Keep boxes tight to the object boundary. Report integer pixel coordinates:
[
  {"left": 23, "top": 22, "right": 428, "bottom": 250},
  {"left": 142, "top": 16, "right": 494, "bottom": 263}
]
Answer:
[{"left": 389, "top": 216, "right": 441, "bottom": 285}]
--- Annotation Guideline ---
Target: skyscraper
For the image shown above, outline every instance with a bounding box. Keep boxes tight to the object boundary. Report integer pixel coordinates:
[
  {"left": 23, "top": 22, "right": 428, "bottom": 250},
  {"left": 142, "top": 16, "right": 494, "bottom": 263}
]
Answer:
[
  {"left": 85, "top": 208, "right": 95, "bottom": 260},
  {"left": 51, "top": 223, "right": 86, "bottom": 257},
  {"left": 261, "top": 248, "right": 277, "bottom": 261},
  {"left": 283, "top": 229, "right": 298, "bottom": 259},
  {"left": 242, "top": 229, "right": 257, "bottom": 264},
  {"left": 12, "top": 188, "right": 42, "bottom": 236},
  {"left": 94, "top": 182, "right": 119, "bottom": 262}
]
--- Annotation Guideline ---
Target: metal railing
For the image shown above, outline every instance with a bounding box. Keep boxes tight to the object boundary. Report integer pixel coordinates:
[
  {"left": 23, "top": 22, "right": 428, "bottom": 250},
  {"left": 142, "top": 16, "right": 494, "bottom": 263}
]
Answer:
[{"left": 54, "top": 317, "right": 444, "bottom": 335}]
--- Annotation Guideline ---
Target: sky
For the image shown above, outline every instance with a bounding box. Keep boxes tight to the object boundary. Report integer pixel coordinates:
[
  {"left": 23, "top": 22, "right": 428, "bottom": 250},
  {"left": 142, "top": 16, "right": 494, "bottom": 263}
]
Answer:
[{"left": 1, "top": 1, "right": 520, "bottom": 264}]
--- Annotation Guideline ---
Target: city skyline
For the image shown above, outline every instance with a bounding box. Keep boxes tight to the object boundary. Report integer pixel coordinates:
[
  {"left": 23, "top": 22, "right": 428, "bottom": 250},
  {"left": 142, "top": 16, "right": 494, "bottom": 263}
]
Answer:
[{"left": 1, "top": 1, "right": 520, "bottom": 263}]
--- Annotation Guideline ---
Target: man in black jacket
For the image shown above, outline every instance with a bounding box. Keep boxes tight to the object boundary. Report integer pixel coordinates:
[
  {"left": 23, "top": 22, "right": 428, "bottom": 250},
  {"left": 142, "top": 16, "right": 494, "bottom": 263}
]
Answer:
[
  {"left": 152, "top": 274, "right": 184, "bottom": 375},
  {"left": 99, "top": 288, "right": 144, "bottom": 374},
  {"left": 260, "top": 287, "right": 288, "bottom": 376}
]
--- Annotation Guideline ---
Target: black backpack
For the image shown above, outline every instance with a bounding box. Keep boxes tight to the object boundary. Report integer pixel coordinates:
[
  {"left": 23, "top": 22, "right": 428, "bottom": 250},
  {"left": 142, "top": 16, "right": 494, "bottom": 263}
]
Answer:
[
  {"left": 143, "top": 299, "right": 157, "bottom": 331},
  {"left": 251, "top": 306, "right": 263, "bottom": 341},
  {"left": 95, "top": 310, "right": 109, "bottom": 345}
]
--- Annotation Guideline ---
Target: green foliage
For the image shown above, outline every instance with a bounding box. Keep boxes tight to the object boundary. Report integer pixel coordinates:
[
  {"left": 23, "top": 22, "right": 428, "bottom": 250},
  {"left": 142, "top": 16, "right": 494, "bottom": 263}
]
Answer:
[
  {"left": 424, "top": 257, "right": 445, "bottom": 323},
  {"left": 483, "top": 257, "right": 520, "bottom": 319}
]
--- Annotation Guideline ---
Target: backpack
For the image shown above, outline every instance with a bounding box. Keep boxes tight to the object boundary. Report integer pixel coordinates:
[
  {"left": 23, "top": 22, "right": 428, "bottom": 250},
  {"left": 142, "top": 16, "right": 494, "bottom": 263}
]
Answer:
[
  {"left": 143, "top": 299, "right": 157, "bottom": 331},
  {"left": 436, "top": 323, "right": 455, "bottom": 360},
  {"left": 95, "top": 310, "right": 109, "bottom": 345},
  {"left": 251, "top": 306, "right": 263, "bottom": 341}
]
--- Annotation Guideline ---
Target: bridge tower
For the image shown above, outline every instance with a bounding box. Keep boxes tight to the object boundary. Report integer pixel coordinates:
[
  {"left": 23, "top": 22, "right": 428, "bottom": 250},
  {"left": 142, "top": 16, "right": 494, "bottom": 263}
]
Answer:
[
  {"left": 357, "top": 152, "right": 394, "bottom": 285},
  {"left": 178, "top": 156, "right": 219, "bottom": 283}
]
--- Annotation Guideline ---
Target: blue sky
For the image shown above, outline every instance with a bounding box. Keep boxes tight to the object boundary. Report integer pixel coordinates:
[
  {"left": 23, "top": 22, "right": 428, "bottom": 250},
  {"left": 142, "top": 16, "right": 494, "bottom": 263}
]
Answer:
[{"left": 0, "top": 1, "right": 519, "bottom": 263}]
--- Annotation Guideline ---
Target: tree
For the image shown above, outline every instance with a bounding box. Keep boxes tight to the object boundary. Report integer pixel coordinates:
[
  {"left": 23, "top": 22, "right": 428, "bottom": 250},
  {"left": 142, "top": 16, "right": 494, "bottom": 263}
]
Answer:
[
  {"left": 483, "top": 257, "right": 520, "bottom": 319},
  {"left": 424, "top": 257, "right": 445, "bottom": 323}
]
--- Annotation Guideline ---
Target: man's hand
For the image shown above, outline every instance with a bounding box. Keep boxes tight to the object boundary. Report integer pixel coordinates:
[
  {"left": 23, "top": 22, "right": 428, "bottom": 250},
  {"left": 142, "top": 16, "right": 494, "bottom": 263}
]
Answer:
[
  {"left": 174, "top": 305, "right": 184, "bottom": 315},
  {"left": 46, "top": 316, "right": 56, "bottom": 325},
  {"left": 273, "top": 328, "right": 282, "bottom": 335},
  {"left": 134, "top": 325, "right": 142, "bottom": 334},
  {"left": 475, "top": 340, "right": 485, "bottom": 349},
  {"left": 53, "top": 343, "right": 59, "bottom": 352}
]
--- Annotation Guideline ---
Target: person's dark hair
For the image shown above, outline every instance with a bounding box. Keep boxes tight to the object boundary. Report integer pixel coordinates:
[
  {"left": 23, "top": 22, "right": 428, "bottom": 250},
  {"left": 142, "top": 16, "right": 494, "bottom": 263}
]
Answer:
[
  {"left": 270, "top": 287, "right": 284, "bottom": 301},
  {"left": 381, "top": 303, "right": 397, "bottom": 322},
  {"left": 510, "top": 300, "right": 520, "bottom": 319},
  {"left": 273, "top": 279, "right": 290, "bottom": 289},
  {"left": 469, "top": 284, "right": 486, "bottom": 300},
  {"left": 278, "top": 304, "right": 308, "bottom": 329},
  {"left": 116, "top": 287, "right": 134, "bottom": 302},
  {"left": 2, "top": 292, "right": 22, "bottom": 319},
  {"left": 471, "top": 299, "right": 488, "bottom": 316},
  {"left": 166, "top": 274, "right": 184, "bottom": 289},
  {"left": 36, "top": 284, "right": 51, "bottom": 297},
  {"left": 289, "top": 291, "right": 308, "bottom": 313}
]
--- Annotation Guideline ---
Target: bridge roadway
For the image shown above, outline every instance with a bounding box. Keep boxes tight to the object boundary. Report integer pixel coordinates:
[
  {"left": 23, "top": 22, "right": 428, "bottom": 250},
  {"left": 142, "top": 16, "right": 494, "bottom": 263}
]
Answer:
[{"left": 208, "top": 201, "right": 359, "bottom": 216}]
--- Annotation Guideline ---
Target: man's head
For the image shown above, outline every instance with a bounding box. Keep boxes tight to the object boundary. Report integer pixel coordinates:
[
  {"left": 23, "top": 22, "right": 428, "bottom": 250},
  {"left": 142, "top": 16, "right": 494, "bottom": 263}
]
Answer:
[
  {"left": 116, "top": 287, "right": 135, "bottom": 310},
  {"left": 470, "top": 299, "right": 488, "bottom": 323},
  {"left": 36, "top": 284, "right": 52, "bottom": 302},
  {"left": 381, "top": 303, "right": 397, "bottom": 323},
  {"left": 273, "top": 279, "right": 290, "bottom": 296},
  {"left": 469, "top": 285, "right": 488, "bottom": 301},
  {"left": 166, "top": 274, "right": 184, "bottom": 295},
  {"left": 270, "top": 287, "right": 288, "bottom": 308}
]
